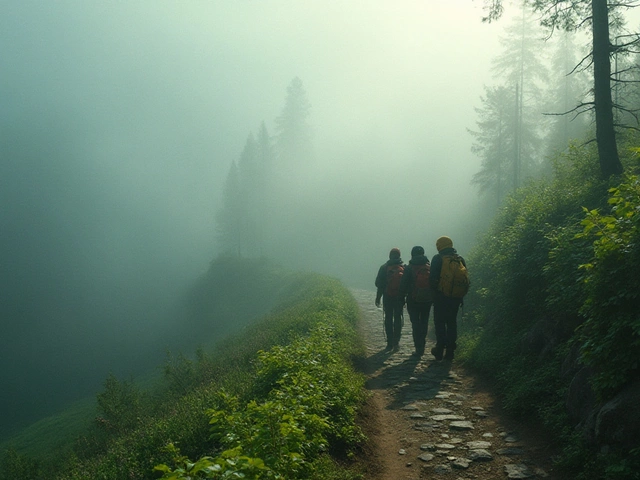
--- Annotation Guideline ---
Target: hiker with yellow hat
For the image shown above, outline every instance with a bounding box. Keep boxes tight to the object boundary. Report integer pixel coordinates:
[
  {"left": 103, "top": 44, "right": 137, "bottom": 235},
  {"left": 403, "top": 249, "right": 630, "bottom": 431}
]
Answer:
[{"left": 429, "top": 236, "right": 469, "bottom": 361}]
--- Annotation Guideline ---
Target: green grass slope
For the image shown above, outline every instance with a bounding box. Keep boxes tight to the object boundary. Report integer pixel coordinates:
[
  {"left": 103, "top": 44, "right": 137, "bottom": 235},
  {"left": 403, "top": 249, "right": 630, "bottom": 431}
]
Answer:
[{"left": 1, "top": 262, "right": 368, "bottom": 480}]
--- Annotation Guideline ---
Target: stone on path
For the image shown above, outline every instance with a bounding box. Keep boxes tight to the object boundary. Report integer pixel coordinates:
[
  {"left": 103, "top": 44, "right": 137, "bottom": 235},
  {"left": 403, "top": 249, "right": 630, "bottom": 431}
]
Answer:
[
  {"left": 431, "top": 414, "right": 465, "bottom": 421},
  {"left": 417, "top": 453, "right": 434, "bottom": 462},
  {"left": 449, "top": 420, "right": 474, "bottom": 431},
  {"left": 466, "top": 440, "right": 492, "bottom": 449},
  {"left": 468, "top": 449, "right": 493, "bottom": 461},
  {"left": 504, "top": 463, "right": 536, "bottom": 479},
  {"left": 452, "top": 458, "right": 471, "bottom": 469},
  {"left": 433, "top": 464, "right": 452, "bottom": 474},
  {"left": 498, "top": 447, "right": 525, "bottom": 456}
]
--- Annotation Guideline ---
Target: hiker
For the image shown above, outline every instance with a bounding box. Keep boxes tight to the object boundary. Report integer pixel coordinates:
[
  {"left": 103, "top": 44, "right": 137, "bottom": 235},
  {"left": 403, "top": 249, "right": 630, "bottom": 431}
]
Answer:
[
  {"left": 399, "top": 246, "right": 432, "bottom": 357},
  {"left": 375, "top": 247, "right": 405, "bottom": 352},
  {"left": 430, "top": 236, "right": 469, "bottom": 361}
]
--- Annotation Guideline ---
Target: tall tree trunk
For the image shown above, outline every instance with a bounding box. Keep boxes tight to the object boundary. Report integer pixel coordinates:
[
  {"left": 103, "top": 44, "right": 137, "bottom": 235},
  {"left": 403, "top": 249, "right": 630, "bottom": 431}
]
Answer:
[{"left": 592, "top": 0, "right": 623, "bottom": 177}]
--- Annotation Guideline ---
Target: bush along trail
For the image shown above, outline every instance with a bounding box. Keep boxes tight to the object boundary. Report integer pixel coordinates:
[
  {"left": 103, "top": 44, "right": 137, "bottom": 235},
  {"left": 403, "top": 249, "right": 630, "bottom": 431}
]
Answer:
[{"left": 352, "top": 288, "right": 559, "bottom": 480}]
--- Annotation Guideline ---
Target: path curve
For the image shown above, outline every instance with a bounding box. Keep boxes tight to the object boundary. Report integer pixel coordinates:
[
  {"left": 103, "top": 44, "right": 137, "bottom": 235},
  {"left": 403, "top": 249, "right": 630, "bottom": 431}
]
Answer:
[{"left": 352, "top": 288, "right": 559, "bottom": 480}]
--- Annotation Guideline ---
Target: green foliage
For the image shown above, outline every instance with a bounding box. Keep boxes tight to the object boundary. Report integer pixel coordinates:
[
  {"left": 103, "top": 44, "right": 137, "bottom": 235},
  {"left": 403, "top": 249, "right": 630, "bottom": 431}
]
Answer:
[
  {"left": 95, "top": 374, "right": 144, "bottom": 436},
  {"left": 575, "top": 173, "right": 640, "bottom": 398},
  {"left": 158, "top": 322, "right": 366, "bottom": 479},
  {"left": 459, "top": 141, "right": 640, "bottom": 478},
  {"left": 0, "top": 447, "right": 41, "bottom": 480}
]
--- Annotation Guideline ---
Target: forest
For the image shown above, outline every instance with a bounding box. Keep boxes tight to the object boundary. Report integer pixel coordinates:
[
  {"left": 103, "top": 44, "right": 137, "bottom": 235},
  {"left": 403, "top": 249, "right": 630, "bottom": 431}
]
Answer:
[{"left": 1, "top": 0, "right": 640, "bottom": 479}]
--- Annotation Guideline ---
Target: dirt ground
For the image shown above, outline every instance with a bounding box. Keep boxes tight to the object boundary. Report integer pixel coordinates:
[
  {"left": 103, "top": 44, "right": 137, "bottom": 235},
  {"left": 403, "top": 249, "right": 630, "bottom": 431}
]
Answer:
[{"left": 351, "top": 288, "right": 561, "bottom": 480}]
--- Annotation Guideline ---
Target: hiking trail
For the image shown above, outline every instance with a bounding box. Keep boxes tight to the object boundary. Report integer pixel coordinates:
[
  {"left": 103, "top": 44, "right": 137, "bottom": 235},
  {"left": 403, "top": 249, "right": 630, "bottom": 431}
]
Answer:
[{"left": 351, "top": 288, "right": 560, "bottom": 480}]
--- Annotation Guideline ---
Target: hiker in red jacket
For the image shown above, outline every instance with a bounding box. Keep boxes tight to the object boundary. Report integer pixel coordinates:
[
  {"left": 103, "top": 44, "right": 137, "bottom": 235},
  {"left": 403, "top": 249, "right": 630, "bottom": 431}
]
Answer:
[
  {"left": 400, "top": 246, "right": 432, "bottom": 357},
  {"left": 375, "top": 248, "right": 405, "bottom": 352}
]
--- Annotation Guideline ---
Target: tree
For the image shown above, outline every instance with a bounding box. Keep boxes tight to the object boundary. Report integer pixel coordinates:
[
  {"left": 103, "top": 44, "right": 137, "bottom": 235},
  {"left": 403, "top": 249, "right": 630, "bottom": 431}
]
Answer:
[
  {"left": 544, "top": 32, "right": 590, "bottom": 160},
  {"left": 274, "top": 77, "right": 313, "bottom": 168},
  {"left": 469, "top": 85, "right": 517, "bottom": 206},
  {"left": 216, "top": 160, "right": 243, "bottom": 256},
  {"left": 483, "top": 0, "right": 637, "bottom": 178},
  {"left": 491, "top": 5, "right": 548, "bottom": 186}
]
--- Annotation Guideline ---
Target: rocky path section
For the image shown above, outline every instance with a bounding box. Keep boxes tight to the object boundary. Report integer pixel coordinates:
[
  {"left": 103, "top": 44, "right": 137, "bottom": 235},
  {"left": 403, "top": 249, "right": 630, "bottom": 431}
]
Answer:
[{"left": 352, "top": 288, "right": 559, "bottom": 480}]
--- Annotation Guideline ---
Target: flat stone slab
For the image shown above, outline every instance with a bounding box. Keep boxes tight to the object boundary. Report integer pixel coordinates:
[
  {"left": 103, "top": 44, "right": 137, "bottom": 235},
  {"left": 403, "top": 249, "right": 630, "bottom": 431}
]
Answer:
[
  {"left": 466, "top": 440, "right": 492, "bottom": 449},
  {"left": 401, "top": 405, "right": 419, "bottom": 411},
  {"left": 417, "top": 453, "right": 435, "bottom": 462},
  {"left": 431, "top": 414, "right": 465, "bottom": 421},
  {"left": 434, "top": 443, "right": 456, "bottom": 450},
  {"left": 450, "top": 421, "right": 474, "bottom": 431},
  {"left": 431, "top": 407, "right": 453, "bottom": 414},
  {"left": 410, "top": 413, "right": 426, "bottom": 419},
  {"left": 468, "top": 449, "right": 493, "bottom": 461},
  {"left": 452, "top": 458, "right": 471, "bottom": 469}
]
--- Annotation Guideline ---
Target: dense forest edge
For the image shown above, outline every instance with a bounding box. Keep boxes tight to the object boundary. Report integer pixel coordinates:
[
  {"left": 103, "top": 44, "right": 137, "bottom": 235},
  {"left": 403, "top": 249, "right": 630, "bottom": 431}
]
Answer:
[
  {"left": 459, "top": 133, "right": 640, "bottom": 480},
  {"left": 0, "top": 267, "right": 370, "bottom": 479}
]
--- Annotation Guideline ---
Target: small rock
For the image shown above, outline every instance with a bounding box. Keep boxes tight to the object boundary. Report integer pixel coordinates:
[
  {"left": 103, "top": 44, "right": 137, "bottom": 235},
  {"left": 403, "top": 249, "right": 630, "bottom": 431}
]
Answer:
[
  {"left": 399, "top": 449, "right": 407, "bottom": 455},
  {"left": 504, "top": 434, "right": 519, "bottom": 443},
  {"left": 466, "top": 440, "right": 492, "bottom": 449},
  {"left": 420, "top": 443, "right": 436, "bottom": 451},
  {"left": 475, "top": 410, "right": 489, "bottom": 417},
  {"left": 470, "top": 406, "right": 484, "bottom": 410},
  {"left": 433, "top": 464, "right": 453, "bottom": 474},
  {"left": 482, "top": 432, "right": 494, "bottom": 438},
  {"left": 410, "top": 413, "right": 426, "bottom": 419},
  {"left": 431, "top": 407, "right": 454, "bottom": 414},
  {"left": 504, "top": 463, "right": 535, "bottom": 479},
  {"left": 401, "top": 405, "right": 419, "bottom": 411},
  {"left": 452, "top": 458, "right": 472, "bottom": 469},
  {"left": 468, "top": 449, "right": 493, "bottom": 461},
  {"left": 418, "top": 453, "right": 435, "bottom": 462},
  {"left": 450, "top": 421, "right": 474, "bottom": 431},
  {"left": 431, "top": 414, "right": 465, "bottom": 421},
  {"left": 435, "top": 443, "right": 456, "bottom": 450}
]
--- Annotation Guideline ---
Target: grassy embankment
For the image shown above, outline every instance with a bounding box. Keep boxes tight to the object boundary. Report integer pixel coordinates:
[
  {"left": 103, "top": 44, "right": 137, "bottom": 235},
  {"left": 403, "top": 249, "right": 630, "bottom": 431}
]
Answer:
[
  {"left": 1, "top": 261, "right": 369, "bottom": 480},
  {"left": 458, "top": 136, "right": 640, "bottom": 479}
]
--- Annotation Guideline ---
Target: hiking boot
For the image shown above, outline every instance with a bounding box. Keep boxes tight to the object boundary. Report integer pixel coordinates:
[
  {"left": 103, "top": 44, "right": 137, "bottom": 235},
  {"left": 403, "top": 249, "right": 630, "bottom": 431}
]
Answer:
[
  {"left": 444, "top": 350, "right": 454, "bottom": 361},
  {"left": 431, "top": 347, "right": 443, "bottom": 361}
]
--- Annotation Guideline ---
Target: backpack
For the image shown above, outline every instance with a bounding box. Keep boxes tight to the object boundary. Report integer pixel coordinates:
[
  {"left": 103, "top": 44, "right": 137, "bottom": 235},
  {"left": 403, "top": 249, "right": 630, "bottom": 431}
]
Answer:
[
  {"left": 438, "top": 254, "right": 469, "bottom": 298},
  {"left": 384, "top": 264, "right": 404, "bottom": 298},
  {"left": 411, "top": 263, "right": 432, "bottom": 303}
]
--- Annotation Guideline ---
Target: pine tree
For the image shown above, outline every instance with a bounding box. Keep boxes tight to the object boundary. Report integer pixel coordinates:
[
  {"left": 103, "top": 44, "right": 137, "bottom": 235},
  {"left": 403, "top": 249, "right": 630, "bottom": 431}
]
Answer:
[
  {"left": 274, "top": 77, "right": 313, "bottom": 168},
  {"left": 469, "top": 85, "right": 516, "bottom": 206}
]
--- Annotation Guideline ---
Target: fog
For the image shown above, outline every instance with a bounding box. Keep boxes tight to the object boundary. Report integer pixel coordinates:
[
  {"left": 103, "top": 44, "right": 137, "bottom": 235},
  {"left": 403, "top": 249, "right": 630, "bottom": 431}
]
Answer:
[{"left": 1, "top": 1, "right": 507, "bottom": 437}]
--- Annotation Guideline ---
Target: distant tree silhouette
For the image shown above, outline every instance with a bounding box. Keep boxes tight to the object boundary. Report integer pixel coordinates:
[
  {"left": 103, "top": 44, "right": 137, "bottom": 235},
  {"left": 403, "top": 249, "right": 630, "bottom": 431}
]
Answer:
[
  {"left": 469, "top": 85, "right": 516, "bottom": 206},
  {"left": 274, "top": 77, "right": 313, "bottom": 168},
  {"left": 491, "top": 5, "right": 548, "bottom": 186},
  {"left": 216, "top": 160, "right": 243, "bottom": 256}
]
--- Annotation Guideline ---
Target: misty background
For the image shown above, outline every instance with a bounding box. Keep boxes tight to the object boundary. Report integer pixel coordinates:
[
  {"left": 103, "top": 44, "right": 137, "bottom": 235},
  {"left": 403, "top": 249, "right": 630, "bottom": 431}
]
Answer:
[{"left": 1, "top": 1, "right": 505, "bottom": 438}]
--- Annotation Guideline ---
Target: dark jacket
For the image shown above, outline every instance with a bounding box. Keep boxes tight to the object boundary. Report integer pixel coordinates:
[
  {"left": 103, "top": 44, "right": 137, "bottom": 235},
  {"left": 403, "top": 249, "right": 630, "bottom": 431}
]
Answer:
[
  {"left": 430, "top": 247, "right": 467, "bottom": 292},
  {"left": 399, "top": 254, "right": 431, "bottom": 304},
  {"left": 375, "top": 257, "right": 404, "bottom": 300}
]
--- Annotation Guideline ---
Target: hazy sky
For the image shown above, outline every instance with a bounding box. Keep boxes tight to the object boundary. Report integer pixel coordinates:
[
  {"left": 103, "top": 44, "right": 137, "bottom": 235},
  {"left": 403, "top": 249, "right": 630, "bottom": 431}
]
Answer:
[{"left": 1, "top": 1, "right": 514, "bottom": 436}]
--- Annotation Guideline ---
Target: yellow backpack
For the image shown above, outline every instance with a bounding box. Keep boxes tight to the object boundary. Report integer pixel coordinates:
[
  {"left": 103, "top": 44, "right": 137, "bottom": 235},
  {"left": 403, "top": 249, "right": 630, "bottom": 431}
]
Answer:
[{"left": 438, "top": 255, "right": 469, "bottom": 298}]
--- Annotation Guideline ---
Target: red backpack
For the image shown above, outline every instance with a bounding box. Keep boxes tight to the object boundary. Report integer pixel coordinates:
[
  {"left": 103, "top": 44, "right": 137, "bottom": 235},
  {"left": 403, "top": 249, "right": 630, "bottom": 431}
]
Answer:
[
  {"left": 385, "top": 264, "right": 404, "bottom": 298},
  {"left": 411, "top": 263, "right": 432, "bottom": 303}
]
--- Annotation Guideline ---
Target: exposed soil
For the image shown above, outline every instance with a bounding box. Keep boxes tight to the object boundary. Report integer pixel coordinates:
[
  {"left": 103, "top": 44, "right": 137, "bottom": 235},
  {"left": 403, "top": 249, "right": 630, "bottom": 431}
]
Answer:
[{"left": 351, "top": 288, "right": 561, "bottom": 480}]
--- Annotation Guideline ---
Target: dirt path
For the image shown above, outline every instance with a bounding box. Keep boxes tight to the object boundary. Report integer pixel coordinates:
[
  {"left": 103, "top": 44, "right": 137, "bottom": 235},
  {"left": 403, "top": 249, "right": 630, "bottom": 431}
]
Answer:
[{"left": 352, "top": 288, "right": 559, "bottom": 480}]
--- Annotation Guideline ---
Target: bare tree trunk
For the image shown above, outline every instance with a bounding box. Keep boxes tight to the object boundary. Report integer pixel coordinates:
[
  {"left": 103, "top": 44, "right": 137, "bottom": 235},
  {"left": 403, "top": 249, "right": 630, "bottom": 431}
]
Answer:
[{"left": 592, "top": 0, "right": 623, "bottom": 177}]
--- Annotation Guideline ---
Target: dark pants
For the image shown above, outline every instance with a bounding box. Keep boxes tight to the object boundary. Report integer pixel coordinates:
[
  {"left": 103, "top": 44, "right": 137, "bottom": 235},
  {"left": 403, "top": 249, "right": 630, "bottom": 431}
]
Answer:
[
  {"left": 383, "top": 297, "right": 403, "bottom": 348},
  {"left": 407, "top": 302, "right": 432, "bottom": 355},
  {"left": 433, "top": 293, "right": 462, "bottom": 356}
]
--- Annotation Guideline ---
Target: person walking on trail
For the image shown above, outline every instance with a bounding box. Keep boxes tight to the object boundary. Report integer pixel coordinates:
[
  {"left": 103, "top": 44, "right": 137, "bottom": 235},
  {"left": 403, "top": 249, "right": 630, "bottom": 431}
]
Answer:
[
  {"left": 375, "top": 247, "right": 405, "bottom": 352},
  {"left": 399, "top": 246, "right": 432, "bottom": 357},
  {"left": 430, "top": 236, "right": 469, "bottom": 361}
]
